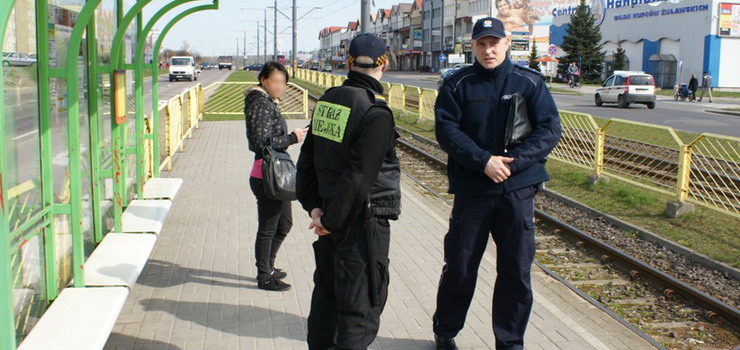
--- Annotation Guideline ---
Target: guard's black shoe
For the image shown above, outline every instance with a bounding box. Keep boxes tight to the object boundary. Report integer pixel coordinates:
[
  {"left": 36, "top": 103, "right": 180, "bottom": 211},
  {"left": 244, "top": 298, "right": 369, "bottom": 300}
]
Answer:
[
  {"left": 272, "top": 268, "right": 287, "bottom": 280},
  {"left": 258, "top": 277, "right": 291, "bottom": 291},
  {"left": 435, "top": 334, "right": 458, "bottom": 350}
]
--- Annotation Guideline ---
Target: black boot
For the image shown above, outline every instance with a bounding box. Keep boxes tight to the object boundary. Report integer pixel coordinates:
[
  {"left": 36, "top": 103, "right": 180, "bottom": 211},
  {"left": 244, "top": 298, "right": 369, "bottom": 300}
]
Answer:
[
  {"left": 435, "top": 334, "right": 458, "bottom": 350},
  {"left": 272, "top": 268, "right": 288, "bottom": 280},
  {"left": 258, "top": 275, "right": 291, "bottom": 291}
]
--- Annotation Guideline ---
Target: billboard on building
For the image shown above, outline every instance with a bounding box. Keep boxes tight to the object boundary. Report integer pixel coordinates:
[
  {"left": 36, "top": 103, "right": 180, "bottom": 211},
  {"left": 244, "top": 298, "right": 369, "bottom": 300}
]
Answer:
[{"left": 718, "top": 2, "right": 740, "bottom": 36}]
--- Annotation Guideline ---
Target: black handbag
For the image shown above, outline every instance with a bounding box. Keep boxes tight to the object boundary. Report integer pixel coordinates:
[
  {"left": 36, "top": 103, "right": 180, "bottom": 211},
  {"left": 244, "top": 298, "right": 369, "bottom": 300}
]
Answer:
[
  {"left": 504, "top": 93, "right": 532, "bottom": 153},
  {"left": 261, "top": 142, "right": 297, "bottom": 201}
]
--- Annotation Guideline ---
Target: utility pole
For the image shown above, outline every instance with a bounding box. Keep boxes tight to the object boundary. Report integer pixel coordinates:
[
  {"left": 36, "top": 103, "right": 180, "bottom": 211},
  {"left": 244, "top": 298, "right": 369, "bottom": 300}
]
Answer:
[
  {"left": 243, "top": 30, "right": 247, "bottom": 67},
  {"left": 236, "top": 38, "right": 239, "bottom": 66},
  {"left": 361, "top": 0, "right": 370, "bottom": 34},
  {"left": 274, "top": 0, "right": 278, "bottom": 61},
  {"left": 440, "top": 0, "right": 445, "bottom": 69},
  {"left": 264, "top": 9, "right": 268, "bottom": 61},
  {"left": 292, "top": 0, "right": 297, "bottom": 76},
  {"left": 256, "top": 22, "right": 260, "bottom": 63}
]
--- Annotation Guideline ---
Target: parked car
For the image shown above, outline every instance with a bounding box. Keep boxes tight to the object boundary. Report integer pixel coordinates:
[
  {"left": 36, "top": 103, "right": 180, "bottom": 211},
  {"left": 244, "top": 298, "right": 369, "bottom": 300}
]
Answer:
[
  {"left": 437, "top": 67, "right": 465, "bottom": 89},
  {"left": 2, "top": 52, "right": 35, "bottom": 67},
  {"left": 321, "top": 64, "right": 333, "bottom": 73},
  {"left": 595, "top": 71, "right": 656, "bottom": 109},
  {"left": 309, "top": 65, "right": 319, "bottom": 71},
  {"left": 439, "top": 63, "right": 472, "bottom": 77},
  {"left": 244, "top": 63, "right": 264, "bottom": 71}
]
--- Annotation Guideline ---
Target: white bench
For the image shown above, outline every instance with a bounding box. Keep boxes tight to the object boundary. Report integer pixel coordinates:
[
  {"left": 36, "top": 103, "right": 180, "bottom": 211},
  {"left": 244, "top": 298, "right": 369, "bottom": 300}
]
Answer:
[
  {"left": 17, "top": 287, "right": 129, "bottom": 350},
  {"left": 143, "top": 177, "right": 183, "bottom": 200},
  {"left": 122, "top": 199, "right": 172, "bottom": 234},
  {"left": 83, "top": 233, "right": 157, "bottom": 289}
]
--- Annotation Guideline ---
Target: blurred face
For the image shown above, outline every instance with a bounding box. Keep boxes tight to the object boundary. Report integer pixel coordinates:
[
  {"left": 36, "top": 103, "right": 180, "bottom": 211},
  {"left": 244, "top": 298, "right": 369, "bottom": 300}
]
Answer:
[
  {"left": 474, "top": 36, "right": 510, "bottom": 70},
  {"left": 496, "top": 0, "right": 511, "bottom": 16},
  {"left": 260, "top": 70, "right": 288, "bottom": 98}
]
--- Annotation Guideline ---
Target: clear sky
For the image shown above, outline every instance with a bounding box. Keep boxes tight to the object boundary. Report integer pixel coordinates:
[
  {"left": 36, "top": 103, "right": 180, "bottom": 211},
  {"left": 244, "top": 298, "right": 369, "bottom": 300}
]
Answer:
[{"left": 146, "top": 0, "right": 404, "bottom": 57}]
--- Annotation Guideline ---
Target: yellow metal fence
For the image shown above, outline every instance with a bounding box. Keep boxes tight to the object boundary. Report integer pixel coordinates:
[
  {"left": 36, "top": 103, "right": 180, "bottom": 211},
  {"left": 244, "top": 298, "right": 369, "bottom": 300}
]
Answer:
[
  {"left": 202, "top": 82, "right": 308, "bottom": 119},
  {"left": 290, "top": 68, "right": 739, "bottom": 218},
  {"left": 157, "top": 83, "right": 204, "bottom": 171}
]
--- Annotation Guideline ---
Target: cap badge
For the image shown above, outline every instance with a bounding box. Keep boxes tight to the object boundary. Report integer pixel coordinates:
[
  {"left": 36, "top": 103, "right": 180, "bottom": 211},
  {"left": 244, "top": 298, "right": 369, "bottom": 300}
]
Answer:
[{"left": 483, "top": 19, "right": 493, "bottom": 28}]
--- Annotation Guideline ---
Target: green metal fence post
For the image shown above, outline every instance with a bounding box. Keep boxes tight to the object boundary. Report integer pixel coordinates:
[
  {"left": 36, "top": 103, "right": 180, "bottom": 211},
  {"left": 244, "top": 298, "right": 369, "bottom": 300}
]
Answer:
[
  {"left": 111, "top": 0, "right": 125, "bottom": 232},
  {"left": 1, "top": 0, "right": 19, "bottom": 347},
  {"left": 0, "top": 217, "right": 15, "bottom": 349},
  {"left": 64, "top": 0, "right": 106, "bottom": 287},
  {"left": 134, "top": 12, "right": 146, "bottom": 198},
  {"left": 86, "top": 13, "right": 105, "bottom": 245},
  {"left": 36, "top": 0, "right": 59, "bottom": 299},
  {"left": 152, "top": 57, "right": 161, "bottom": 177},
  {"left": 109, "top": 0, "right": 172, "bottom": 220}
]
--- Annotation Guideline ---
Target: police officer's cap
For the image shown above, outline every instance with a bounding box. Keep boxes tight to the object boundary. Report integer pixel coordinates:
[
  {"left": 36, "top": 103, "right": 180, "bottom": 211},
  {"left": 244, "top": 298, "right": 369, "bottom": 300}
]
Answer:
[
  {"left": 472, "top": 17, "right": 506, "bottom": 40},
  {"left": 348, "top": 34, "right": 387, "bottom": 68}
]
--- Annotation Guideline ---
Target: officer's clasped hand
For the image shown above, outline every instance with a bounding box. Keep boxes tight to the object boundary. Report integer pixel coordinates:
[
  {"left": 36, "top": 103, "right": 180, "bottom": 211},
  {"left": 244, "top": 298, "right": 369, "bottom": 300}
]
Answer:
[
  {"left": 309, "top": 207, "right": 331, "bottom": 236},
  {"left": 484, "top": 155, "right": 514, "bottom": 183}
]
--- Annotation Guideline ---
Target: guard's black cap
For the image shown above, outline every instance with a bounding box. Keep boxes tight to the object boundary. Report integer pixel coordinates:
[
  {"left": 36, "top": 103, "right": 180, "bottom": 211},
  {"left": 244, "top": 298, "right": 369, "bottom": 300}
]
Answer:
[
  {"left": 472, "top": 17, "right": 506, "bottom": 40},
  {"left": 348, "top": 34, "right": 387, "bottom": 68}
]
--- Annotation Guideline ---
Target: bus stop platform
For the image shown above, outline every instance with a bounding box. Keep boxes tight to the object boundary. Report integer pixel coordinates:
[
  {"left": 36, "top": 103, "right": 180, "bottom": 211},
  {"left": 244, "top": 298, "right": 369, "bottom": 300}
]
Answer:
[{"left": 103, "top": 120, "right": 656, "bottom": 350}]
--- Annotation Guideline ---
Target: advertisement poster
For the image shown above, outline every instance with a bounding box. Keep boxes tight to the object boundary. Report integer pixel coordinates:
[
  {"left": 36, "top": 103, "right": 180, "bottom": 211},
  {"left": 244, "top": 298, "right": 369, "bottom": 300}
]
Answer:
[
  {"left": 510, "top": 31, "right": 530, "bottom": 66},
  {"left": 719, "top": 2, "right": 740, "bottom": 36}
]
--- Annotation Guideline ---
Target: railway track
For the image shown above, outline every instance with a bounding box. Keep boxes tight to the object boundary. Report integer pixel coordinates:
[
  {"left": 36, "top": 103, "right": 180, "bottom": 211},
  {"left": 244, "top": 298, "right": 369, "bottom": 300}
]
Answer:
[
  {"left": 393, "top": 129, "right": 739, "bottom": 349},
  {"left": 304, "top": 91, "right": 740, "bottom": 348}
]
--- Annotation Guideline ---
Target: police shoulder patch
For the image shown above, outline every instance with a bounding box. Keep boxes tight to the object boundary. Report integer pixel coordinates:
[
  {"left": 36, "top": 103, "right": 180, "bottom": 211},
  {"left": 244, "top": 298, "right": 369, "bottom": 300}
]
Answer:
[
  {"left": 311, "top": 101, "right": 351, "bottom": 143},
  {"left": 515, "top": 65, "right": 543, "bottom": 76}
]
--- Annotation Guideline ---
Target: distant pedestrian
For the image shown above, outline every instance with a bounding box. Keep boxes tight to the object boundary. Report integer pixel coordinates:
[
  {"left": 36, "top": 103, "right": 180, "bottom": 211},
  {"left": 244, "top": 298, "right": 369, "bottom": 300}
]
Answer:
[
  {"left": 688, "top": 74, "right": 698, "bottom": 101},
  {"left": 244, "top": 61, "right": 308, "bottom": 292},
  {"left": 567, "top": 62, "right": 579, "bottom": 87},
  {"left": 698, "top": 71, "right": 713, "bottom": 102}
]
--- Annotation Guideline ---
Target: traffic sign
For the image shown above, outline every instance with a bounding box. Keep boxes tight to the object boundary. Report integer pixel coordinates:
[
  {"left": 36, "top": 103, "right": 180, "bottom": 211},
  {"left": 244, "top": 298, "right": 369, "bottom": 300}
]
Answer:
[
  {"left": 439, "top": 54, "right": 446, "bottom": 62},
  {"left": 548, "top": 44, "right": 558, "bottom": 56}
]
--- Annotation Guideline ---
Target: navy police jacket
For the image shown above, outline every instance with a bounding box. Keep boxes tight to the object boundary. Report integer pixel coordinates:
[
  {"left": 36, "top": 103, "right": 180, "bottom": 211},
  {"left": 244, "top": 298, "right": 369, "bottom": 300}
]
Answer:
[{"left": 435, "top": 59, "right": 562, "bottom": 195}]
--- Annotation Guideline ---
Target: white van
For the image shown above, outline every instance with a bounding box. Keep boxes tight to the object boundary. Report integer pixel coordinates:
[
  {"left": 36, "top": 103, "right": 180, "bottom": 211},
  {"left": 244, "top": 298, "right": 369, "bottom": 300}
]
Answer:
[
  {"left": 595, "top": 70, "right": 656, "bottom": 109},
  {"left": 169, "top": 56, "right": 198, "bottom": 82}
]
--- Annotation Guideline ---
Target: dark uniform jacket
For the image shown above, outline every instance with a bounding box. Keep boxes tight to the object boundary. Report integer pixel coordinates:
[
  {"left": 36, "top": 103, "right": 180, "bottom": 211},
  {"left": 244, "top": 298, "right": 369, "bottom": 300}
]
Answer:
[
  {"left": 297, "top": 71, "right": 401, "bottom": 233},
  {"left": 435, "top": 59, "right": 562, "bottom": 195}
]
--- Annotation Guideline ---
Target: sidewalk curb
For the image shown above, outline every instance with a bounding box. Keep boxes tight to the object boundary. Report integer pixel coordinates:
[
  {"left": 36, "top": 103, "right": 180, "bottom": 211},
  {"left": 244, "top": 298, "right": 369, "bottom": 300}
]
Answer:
[{"left": 705, "top": 109, "right": 740, "bottom": 118}]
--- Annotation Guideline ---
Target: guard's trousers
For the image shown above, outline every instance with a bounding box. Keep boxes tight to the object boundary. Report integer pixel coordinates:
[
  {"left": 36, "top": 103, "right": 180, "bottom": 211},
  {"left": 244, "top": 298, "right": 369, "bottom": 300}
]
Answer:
[
  {"left": 433, "top": 185, "right": 538, "bottom": 350},
  {"left": 307, "top": 216, "right": 391, "bottom": 350}
]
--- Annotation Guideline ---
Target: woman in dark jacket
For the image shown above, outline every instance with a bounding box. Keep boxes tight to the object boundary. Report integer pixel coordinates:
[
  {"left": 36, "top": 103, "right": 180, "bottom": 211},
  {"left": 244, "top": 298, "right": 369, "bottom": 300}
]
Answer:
[{"left": 244, "top": 62, "right": 307, "bottom": 291}]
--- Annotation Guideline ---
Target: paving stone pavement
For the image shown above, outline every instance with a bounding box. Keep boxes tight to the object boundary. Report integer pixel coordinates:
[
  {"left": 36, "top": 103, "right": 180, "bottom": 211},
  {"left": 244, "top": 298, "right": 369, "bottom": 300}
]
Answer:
[{"left": 104, "top": 120, "right": 657, "bottom": 350}]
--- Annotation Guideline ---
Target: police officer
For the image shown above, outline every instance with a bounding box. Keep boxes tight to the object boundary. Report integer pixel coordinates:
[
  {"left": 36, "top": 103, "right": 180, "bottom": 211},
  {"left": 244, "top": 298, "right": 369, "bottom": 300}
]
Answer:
[
  {"left": 296, "top": 33, "right": 401, "bottom": 350},
  {"left": 432, "top": 17, "right": 561, "bottom": 350}
]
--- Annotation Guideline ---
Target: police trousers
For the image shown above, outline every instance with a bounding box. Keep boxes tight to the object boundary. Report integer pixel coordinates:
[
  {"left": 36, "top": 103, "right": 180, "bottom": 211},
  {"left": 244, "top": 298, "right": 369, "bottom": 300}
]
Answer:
[
  {"left": 307, "top": 216, "right": 391, "bottom": 350},
  {"left": 433, "top": 185, "right": 538, "bottom": 350}
]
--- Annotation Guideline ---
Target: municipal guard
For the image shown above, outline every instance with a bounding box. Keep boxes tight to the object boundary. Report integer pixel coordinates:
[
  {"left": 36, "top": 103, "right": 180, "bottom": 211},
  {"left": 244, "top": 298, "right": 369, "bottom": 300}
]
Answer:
[
  {"left": 432, "top": 17, "right": 561, "bottom": 350},
  {"left": 296, "top": 33, "right": 401, "bottom": 350}
]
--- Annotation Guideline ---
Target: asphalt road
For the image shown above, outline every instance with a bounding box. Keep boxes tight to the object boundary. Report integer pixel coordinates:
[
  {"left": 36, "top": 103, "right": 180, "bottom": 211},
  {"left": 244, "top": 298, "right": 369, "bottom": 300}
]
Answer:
[
  {"left": 4, "top": 68, "right": 232, "bottom": 194},
  {"left": 364, "top": 70, "right": 740, "bottom": 138}
]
